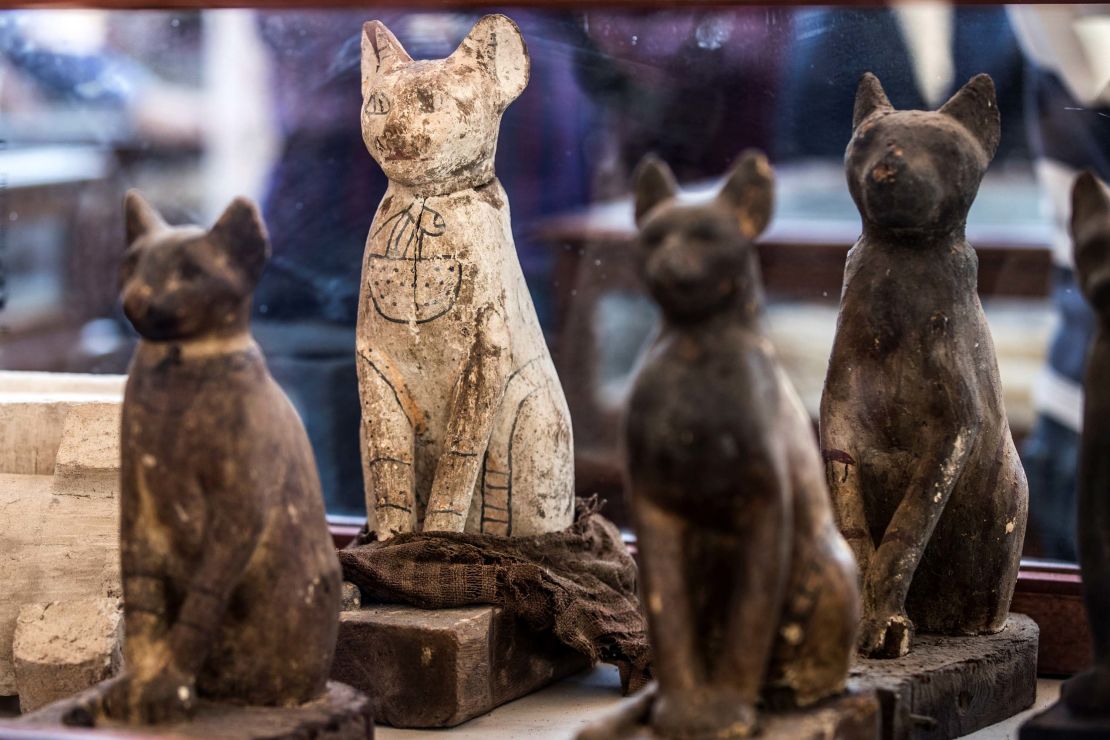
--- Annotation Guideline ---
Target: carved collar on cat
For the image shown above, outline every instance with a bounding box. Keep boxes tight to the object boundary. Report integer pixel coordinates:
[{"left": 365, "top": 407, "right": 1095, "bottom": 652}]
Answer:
[{"left": 137, "top": 332, "right": 258, "bottom": 362}]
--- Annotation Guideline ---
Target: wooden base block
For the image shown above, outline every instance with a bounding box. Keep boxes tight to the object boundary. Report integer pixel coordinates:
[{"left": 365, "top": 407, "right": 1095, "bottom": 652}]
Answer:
[
  {"left": 3, "top": 681, "right": 372, "bottom": 739},
  {"left": 576, "top": 683, "right": 880, "bottom": 739},
  {"left": 852, "top": 614, "right": 1039, "bottom": 740},
  {"left": 332, "top": 605, "right": 590, "bottom": 728},
  {"left": 1020, "top": 701, "right": 1110, "bottom": 740}
]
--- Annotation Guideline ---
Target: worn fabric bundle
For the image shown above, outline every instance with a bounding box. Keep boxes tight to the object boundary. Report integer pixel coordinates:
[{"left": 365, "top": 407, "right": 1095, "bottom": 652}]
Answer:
[{"left": 338, "top": 498, "right": 652, "bottom": 694}]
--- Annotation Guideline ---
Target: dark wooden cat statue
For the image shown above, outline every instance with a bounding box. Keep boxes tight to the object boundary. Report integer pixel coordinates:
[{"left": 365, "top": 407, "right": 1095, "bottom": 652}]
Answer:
[
  {"left": 72, "top": 192, "right": 343, "bottom": 725},
  {"left": 1062, "top": 171, "right": 1110, "bottom": 716},
  {"left": 625, "top": 151, "right": 859, "bottom": 738},
  {"left": 820, "top": 73, "right": 1029, "bottom": 659}
]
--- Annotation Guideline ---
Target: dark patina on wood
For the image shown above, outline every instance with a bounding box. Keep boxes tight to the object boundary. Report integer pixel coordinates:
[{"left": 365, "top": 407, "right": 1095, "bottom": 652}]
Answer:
[
  {"left": 854, "top": 613, "right": 1037, "bottom": 740},
  {"left": 12, "top": 192, "right": 364, "bottom": 738},
  {"left": 616, "top": 151, "right": 861, "bottom": 738},
  {"left": 1021, "top": 173, "right": 1110, "bottom": 739},
  {"left": 821, "top": 73, "right": 1029, "bottom": 659},
  {"left": 332, "top": 605, "right": 589, "bottom": 728}
]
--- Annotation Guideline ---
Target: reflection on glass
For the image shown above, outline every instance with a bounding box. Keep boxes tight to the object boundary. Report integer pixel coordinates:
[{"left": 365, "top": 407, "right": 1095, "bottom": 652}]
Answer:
[{"left": 0, "top": 6, "right": 1105, "bottom": 561}]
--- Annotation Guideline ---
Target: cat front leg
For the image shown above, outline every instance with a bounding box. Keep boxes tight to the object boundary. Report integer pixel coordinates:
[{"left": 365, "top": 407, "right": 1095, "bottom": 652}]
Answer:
[
  {"left": 859, "top": 423, "right": 979, "bottom": 658},
  {"left": 108, "top": 463, "right": 265, "bottom": 723},
  {"left": 358, "top": 346, "right": 418, "bottom": 538},
  {"left": 423, "top": 306, "right": 511, "bottom": 533},
  {"left": 712, "top": 472, "right": 790, "bottom": 736},
  {"left": 819, "top": 409, "right": 874, "bottom": 587},
  {"left": 820, "top": 363, "right": 876, "bottom": 588}
]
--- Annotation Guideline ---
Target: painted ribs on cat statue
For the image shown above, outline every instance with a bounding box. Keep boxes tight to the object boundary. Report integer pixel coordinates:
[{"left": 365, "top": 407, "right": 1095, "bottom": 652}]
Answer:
[
  {"left": 73, "top": 193, "right": 345, "bottom": 726},
  {"left": 820, "top": 73, "right": 1029, "bottom": 659},
  {"left": 357, "top": 14, "right": 573, "bottom": 539},
  {"left": 625, "top": 152, "right": 860, "bottom": 738}
]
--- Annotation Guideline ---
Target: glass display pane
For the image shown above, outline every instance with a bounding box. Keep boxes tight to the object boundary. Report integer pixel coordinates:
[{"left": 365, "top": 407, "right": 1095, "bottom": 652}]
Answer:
[{"left": 0, "top": 6, "right": 1104, "bottom": 563}]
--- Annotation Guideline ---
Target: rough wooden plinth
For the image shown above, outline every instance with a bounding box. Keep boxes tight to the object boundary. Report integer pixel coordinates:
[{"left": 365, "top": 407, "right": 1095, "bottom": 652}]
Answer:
[
  {"left": 576, "top": 683, "right": 880, "bottom": 740},
  {"left": 851, "top": 614, "right": 1039, "bottom": 740},
  {"left": 1020, "top": 701, "right": 1110, "bottom": 740},
  {"left": 332, "top": 605, "right": 590, "bottom": 728},
  {"left": 6, "top": 681, "right": 372, "bottom": 739}
]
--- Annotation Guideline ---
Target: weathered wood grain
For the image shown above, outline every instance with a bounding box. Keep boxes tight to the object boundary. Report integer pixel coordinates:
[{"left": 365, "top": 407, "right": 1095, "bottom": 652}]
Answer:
[
  {"left": 851, "top": 614, "right": 1038, "bottom": 739},
  {"left": 332, "top": 605, "right": 589, "bottom": 728}
]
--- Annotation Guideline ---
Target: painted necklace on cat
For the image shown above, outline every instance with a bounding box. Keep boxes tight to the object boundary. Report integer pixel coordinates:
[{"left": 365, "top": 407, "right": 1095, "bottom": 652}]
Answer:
[
  {"left": 368, "top": 198, "right": 459, "bottom": 324},
  {"left": 373, "top": 198, "right": 447, "bottom": 259}
]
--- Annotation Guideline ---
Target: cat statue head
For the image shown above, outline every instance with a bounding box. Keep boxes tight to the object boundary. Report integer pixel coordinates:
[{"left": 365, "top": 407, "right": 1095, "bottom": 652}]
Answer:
[
  {"left": 360, "top": 14, "right": 529, "bottom": 195},
  {"left": 846, "top": 72, "right": 1000, "bottom": 236},
  {"left": 633, "top": 150, "right": 774, "bottom": 322},
  {"left": 120, "top": 191, "right": 269, "bottom": 341}
]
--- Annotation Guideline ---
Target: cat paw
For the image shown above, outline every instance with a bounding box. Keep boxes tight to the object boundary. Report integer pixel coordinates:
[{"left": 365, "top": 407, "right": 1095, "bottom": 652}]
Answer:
[
  {"left": 652, "top": 691, "right": 758, "bottom": 739},
  {"left": 1062, "top": 666, "right": 1110, "bottom": 716},
  {"left": 858, "top": 612, "right": 914, "bottom": 659},
  {"left": 136, "top": 666, "right": 197, "bottom": 724},
  {"left": 100, "top": 667, "right": 196, "bottom": 724}
]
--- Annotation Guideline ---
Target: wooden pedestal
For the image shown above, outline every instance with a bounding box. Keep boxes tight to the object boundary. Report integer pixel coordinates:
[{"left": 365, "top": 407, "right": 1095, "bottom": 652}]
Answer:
[
  {"left": 1021, "top": 701, "right": 1110, "bottom": 739},
  {"left": 576, "top": 683, "right": 880, "bottom": 740},
  {"left": 331, "top": 605, "right": 591, "bottom": 728},
  {"left": 4, "top": 680, "right": 372, "bottom": 739},
  {"left": 852, "top": 613, "right": 1039, "bottom": 740}
]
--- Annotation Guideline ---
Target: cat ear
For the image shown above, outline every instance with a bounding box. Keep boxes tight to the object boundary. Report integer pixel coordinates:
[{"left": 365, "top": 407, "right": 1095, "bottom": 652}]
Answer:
[
  {"left": 124, "top": 190, "right": 166, "bottom": 246},
  {"left": 717, "top": 149, "right": 775, "bottom": 240},
  {"left": 448, "top": 14, "right": 529, "bottom": 107},
  {"left": 939, "top": 74, "right": 1001, "bottom": 160},
  {"left": 853, "top": 72, "right": 894, "bottom": 129},
  {"left": 1071, "top": 171, "right": 1110, "bottom": 250},
  {"left": 209, "top": 197, "right": 270, "bottom": 285},
  {"left": 362, "top": 21, "right": 411, "bottom": 101},
  {"left": 633, "top": 154, "right": 678, "bottom": 227}
]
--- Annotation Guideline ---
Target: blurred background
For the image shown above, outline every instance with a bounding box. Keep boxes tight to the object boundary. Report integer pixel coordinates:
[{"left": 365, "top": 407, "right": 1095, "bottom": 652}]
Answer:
[{"left": 0, "top": 5, "right": 1105, "bottom": 562}]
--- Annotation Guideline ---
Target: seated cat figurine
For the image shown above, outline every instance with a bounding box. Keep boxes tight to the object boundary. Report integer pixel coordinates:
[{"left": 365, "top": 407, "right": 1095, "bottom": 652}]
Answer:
[
  {"left": 820, "top": 73, "right": 1028, "bottom": 658},
  {"left": 72, "top": 192, "right": 342, "bottom": 724},
  {"left": 1063, "top": 171, "right": 1110, "bottom": 715},
  {"left": 357, "top": 14, "right": 573, "bottom": 538},
  {"left": 626, "top": 151, "right": 859, "bottom": 737}
]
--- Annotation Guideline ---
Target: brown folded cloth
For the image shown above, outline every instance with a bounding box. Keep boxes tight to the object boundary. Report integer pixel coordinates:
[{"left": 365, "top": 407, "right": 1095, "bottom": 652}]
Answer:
[{"left": 338, "top": 497, "right": 652, "bottom": 694}]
